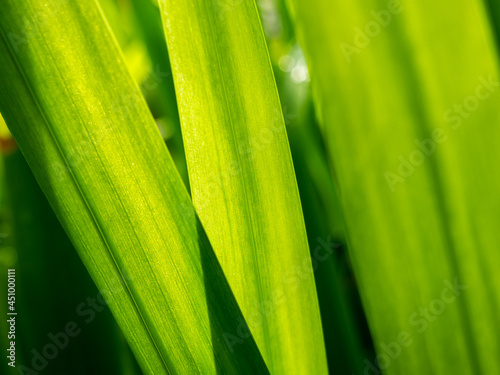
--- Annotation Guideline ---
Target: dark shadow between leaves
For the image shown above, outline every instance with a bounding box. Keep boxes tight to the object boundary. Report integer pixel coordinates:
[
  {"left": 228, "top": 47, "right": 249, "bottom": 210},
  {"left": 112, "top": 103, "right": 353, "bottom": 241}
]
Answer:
[{"left": 196, "top": 218, "right": 270, "bottom": 375}]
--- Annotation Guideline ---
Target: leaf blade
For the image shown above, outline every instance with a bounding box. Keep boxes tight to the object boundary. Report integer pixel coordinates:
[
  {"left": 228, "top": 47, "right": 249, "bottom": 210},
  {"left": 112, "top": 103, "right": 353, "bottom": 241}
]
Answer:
[
  {"left": 289, "top": 0, "right": 500, "bottom": 373},
  {"left": 159, "top": 1, "right": 328, "bottom": 374}
]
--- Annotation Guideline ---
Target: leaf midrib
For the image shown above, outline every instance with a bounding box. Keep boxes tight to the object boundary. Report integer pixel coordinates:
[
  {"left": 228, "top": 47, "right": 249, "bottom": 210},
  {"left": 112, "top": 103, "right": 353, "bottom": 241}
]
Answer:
[{"left": 0, "top": 24, "right": 171, "bottom": 374}]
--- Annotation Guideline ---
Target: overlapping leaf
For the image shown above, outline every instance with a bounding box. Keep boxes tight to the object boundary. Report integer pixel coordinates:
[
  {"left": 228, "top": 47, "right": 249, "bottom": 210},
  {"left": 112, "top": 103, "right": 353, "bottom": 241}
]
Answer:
[{"left": 0, "top": 1, "right": 268, "bottom": 373}]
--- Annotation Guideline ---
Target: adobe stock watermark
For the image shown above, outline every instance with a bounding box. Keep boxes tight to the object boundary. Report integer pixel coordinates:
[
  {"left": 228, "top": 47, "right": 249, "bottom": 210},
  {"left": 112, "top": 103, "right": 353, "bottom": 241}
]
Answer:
[
  {"left": 222, "top": 235, "right": 341, "bottom": 352},
  {"left": 215, "top": 0, "right": 243, "bottom": 20},
  {"left": 443, "top": 75, "right": 499, "bottom": 129},
  {"left": 357, "top": 278, "right": 466, "bottom": 375},
  {"left": 384, "top": 127, "right": 447, "bottom": 192},
  {"left": 340, "top": 0, "right": 409, "bottom": 63},
  {"left": 179, "top": 106, "right": 296, "bottom": 220},
  {"left": 385, "top": 74, "right": 499, "bottom": 192},
  {"left": 6, "top": 0, "right": 69, "bottom": 54},
  {"left": 16, "top": 271, "right": 134, "bottom": 375},
  {"left": 140, "top": 64, "right": 171, "bottom": 92},
  {"left": 49, "top": 86, "right": 145, "bottom": 182}
]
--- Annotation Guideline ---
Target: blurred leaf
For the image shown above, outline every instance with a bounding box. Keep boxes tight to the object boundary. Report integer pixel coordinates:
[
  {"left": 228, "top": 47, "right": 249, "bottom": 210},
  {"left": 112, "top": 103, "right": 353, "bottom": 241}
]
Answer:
[
  {"left": 158, "top": 0, "right": 328, "bottom": 374},
  {"left": 285, "top": 96, "right": 369, "bottom": 375},
  {"left": 289, "top": 0, "right": 500, "bottom": 373},
  {"left": 253, "top": 1, "right": 371, "bottom": 370},
  {"left": 484, "top": 0, "right": 500, "bottom": 50},
  {"left": 0, "top": 0, "right": 267, "bottom": 373}
]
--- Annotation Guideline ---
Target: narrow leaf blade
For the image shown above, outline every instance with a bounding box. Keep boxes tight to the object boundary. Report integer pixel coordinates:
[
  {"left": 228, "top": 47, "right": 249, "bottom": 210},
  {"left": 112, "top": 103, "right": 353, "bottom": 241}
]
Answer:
[{"left": 159, "top": 1, "right": 328, "bottom": 374}]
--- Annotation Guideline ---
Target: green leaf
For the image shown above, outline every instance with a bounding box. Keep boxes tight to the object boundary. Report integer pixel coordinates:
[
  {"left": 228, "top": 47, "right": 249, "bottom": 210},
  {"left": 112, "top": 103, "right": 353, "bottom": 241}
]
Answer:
[
  {"left": 0, "top": 1, "right": 268, "bottom": 373},
  {"left": 158, "top": 1, "right": 328, "bottom": 374},
  {"left": 4, "top": 147, "right": 132, "bottom": 374},
  {"left": 128, "top": 0, "right": 189, "bottom": 189},
  {"left": 289, "top": 0, "right": 500, "bottom": 373}
]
